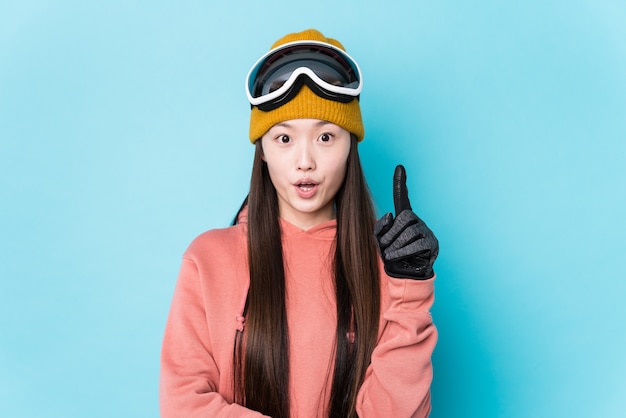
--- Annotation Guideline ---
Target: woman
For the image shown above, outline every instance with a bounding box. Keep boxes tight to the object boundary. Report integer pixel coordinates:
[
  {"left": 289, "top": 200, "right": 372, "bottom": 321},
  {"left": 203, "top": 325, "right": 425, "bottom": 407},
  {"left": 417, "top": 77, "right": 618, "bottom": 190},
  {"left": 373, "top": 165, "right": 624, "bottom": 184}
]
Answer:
[{"left": 160, "top": 28, "right": 439, "bottom": 418}]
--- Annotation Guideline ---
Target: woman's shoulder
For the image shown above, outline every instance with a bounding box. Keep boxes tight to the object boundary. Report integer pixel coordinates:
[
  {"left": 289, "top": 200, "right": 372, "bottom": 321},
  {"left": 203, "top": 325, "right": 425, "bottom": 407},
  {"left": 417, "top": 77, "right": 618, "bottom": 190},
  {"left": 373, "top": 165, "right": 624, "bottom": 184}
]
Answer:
[{"left": 184, "top": 223, "right": 247, "bottom": 259}]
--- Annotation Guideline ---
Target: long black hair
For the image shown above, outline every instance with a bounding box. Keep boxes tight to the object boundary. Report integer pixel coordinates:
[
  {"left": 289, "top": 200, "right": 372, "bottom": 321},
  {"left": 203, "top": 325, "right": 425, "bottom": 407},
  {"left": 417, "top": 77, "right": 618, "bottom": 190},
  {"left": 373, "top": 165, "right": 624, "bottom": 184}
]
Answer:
[{"left": 233, "top": 135, "right": 380, "bottom": 417}]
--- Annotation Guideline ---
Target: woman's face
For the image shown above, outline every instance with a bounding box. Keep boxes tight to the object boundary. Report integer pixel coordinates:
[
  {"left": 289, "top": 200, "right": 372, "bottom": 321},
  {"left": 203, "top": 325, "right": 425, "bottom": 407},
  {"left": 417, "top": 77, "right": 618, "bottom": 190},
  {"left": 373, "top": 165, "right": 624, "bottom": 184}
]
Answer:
[{"left": 261, "top": 119, "right": 351, "bottom": 230}]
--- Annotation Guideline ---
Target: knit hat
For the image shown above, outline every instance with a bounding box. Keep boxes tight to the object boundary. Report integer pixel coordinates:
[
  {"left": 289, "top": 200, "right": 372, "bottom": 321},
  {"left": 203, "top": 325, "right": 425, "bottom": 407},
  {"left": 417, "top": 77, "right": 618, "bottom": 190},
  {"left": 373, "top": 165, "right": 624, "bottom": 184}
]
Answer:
[{"left": 248, "top": 29, "right": 364, "bottom": 143}]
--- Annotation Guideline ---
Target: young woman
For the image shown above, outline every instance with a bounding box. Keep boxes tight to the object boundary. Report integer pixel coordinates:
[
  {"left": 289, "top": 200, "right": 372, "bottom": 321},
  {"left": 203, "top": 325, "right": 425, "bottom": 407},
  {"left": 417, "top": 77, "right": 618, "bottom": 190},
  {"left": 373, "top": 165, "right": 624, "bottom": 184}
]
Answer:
[{"left": 160, "top": 29, "right": 439, "bottom": 418}]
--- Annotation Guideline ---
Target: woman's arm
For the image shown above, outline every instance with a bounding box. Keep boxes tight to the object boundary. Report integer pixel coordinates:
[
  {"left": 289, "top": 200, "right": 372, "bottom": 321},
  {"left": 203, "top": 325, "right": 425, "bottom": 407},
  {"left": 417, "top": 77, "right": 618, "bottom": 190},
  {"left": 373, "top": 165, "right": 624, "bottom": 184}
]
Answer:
[
  {"left": 358, "top": 164, "right": 439, "bottom": 416},
  {"left": 159, "top": 257, "right": 267, "bottom": 418},
  {"left": 356, "top": 273, "right": 437, "bottom": 418}
]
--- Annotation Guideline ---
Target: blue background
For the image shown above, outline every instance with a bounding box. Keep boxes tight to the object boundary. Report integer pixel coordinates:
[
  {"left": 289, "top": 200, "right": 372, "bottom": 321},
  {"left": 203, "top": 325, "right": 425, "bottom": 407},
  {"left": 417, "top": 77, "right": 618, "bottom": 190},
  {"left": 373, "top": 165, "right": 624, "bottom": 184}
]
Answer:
[{"left": 1, "top": 1, "right": 625, "bottom": 417}]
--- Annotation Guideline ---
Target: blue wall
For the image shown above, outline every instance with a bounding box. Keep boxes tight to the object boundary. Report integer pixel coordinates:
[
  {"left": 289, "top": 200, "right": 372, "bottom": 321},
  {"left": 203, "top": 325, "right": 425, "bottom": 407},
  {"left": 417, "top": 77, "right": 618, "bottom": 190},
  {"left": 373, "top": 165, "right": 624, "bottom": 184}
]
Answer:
[{"left": 1, "top": 1, "right": 624, "bottom": 416}]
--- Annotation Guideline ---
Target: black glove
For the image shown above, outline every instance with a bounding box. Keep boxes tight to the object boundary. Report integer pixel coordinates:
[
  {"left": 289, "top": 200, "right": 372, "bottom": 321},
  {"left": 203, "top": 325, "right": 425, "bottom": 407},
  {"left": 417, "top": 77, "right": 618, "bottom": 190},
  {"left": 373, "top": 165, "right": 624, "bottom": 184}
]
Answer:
[{"left": 374, "top": 165, "right": 439, "bottom": 280}]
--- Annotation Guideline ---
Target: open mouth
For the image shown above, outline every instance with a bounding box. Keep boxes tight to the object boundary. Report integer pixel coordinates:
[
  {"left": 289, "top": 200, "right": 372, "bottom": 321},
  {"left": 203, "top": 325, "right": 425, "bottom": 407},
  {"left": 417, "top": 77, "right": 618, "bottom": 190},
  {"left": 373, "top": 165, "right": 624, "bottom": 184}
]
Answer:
[
  {"left": 294, "top": 180, "right": 319, "bottom": 197},
  {"left": 297, "top": 182, "right": 317, "bottom": 191}
]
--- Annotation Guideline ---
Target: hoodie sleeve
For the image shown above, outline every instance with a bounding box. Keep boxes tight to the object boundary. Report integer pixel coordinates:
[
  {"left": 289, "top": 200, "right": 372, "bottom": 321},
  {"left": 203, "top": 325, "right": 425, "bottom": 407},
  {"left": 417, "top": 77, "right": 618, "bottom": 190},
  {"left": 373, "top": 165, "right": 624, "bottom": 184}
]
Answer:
[
  {"left": 356, "top": 271, "right": 438, "bottom": 418},
  {"left": 159, "top": 256, "right": 267, "bottom": 418}
]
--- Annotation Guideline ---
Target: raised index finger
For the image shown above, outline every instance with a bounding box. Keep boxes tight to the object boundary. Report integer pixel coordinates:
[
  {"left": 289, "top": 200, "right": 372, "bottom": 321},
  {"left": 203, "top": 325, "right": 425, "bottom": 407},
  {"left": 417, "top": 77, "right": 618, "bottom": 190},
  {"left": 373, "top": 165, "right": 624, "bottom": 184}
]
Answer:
[{"left": 393, "top": 164, "right": 412, "bottom": 216}]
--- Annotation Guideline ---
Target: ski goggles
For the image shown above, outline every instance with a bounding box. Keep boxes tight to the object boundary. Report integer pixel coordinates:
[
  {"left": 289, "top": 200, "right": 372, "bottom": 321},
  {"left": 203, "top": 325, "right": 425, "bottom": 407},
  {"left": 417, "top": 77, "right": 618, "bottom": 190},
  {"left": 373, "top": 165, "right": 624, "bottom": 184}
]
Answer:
[{"left": 245, "top": 40, "right": 363, "bottom": 111}]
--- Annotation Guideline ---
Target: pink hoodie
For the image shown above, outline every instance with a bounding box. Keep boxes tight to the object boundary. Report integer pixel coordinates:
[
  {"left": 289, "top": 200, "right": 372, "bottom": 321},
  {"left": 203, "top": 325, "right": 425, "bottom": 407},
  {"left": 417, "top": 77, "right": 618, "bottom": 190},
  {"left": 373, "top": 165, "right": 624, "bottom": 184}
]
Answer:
[{"left": 160, "top": 215, "right": 437, "bottom": 417}]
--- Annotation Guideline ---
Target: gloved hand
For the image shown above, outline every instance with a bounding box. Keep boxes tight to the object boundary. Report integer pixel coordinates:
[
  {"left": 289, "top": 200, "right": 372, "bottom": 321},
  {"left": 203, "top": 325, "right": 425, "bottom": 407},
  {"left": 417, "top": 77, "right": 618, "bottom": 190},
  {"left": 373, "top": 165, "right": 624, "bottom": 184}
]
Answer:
[{"left": 374, "top": 165, "right": 439, "bottom": 280}]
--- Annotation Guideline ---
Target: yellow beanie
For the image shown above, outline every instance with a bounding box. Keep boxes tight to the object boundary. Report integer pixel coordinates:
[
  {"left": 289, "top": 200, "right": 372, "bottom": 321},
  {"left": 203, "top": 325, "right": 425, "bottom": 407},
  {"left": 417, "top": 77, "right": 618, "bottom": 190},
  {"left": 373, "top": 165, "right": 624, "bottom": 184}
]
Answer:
[{"left": 248, "top": 29, "right": 364, "bottom": 143}]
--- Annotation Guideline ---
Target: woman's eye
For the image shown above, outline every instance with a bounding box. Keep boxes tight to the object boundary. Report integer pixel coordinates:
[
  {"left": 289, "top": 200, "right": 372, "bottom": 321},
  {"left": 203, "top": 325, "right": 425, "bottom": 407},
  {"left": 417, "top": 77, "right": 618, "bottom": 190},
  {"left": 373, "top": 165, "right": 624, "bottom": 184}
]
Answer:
[
  {"left": 319, "top": 133, "right": 332, "bottom": 142},
  {"left": 277, "top": 135, "right": 291, "bottom": 144}
]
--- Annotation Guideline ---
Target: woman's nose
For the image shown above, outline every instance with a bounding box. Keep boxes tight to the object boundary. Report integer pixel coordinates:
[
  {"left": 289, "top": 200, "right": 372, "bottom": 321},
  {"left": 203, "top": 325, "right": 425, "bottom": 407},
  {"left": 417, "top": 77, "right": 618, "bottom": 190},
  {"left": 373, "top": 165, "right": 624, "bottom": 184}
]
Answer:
[{"left": 296, "top": 142, "right": 315, "bottom": 171}]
